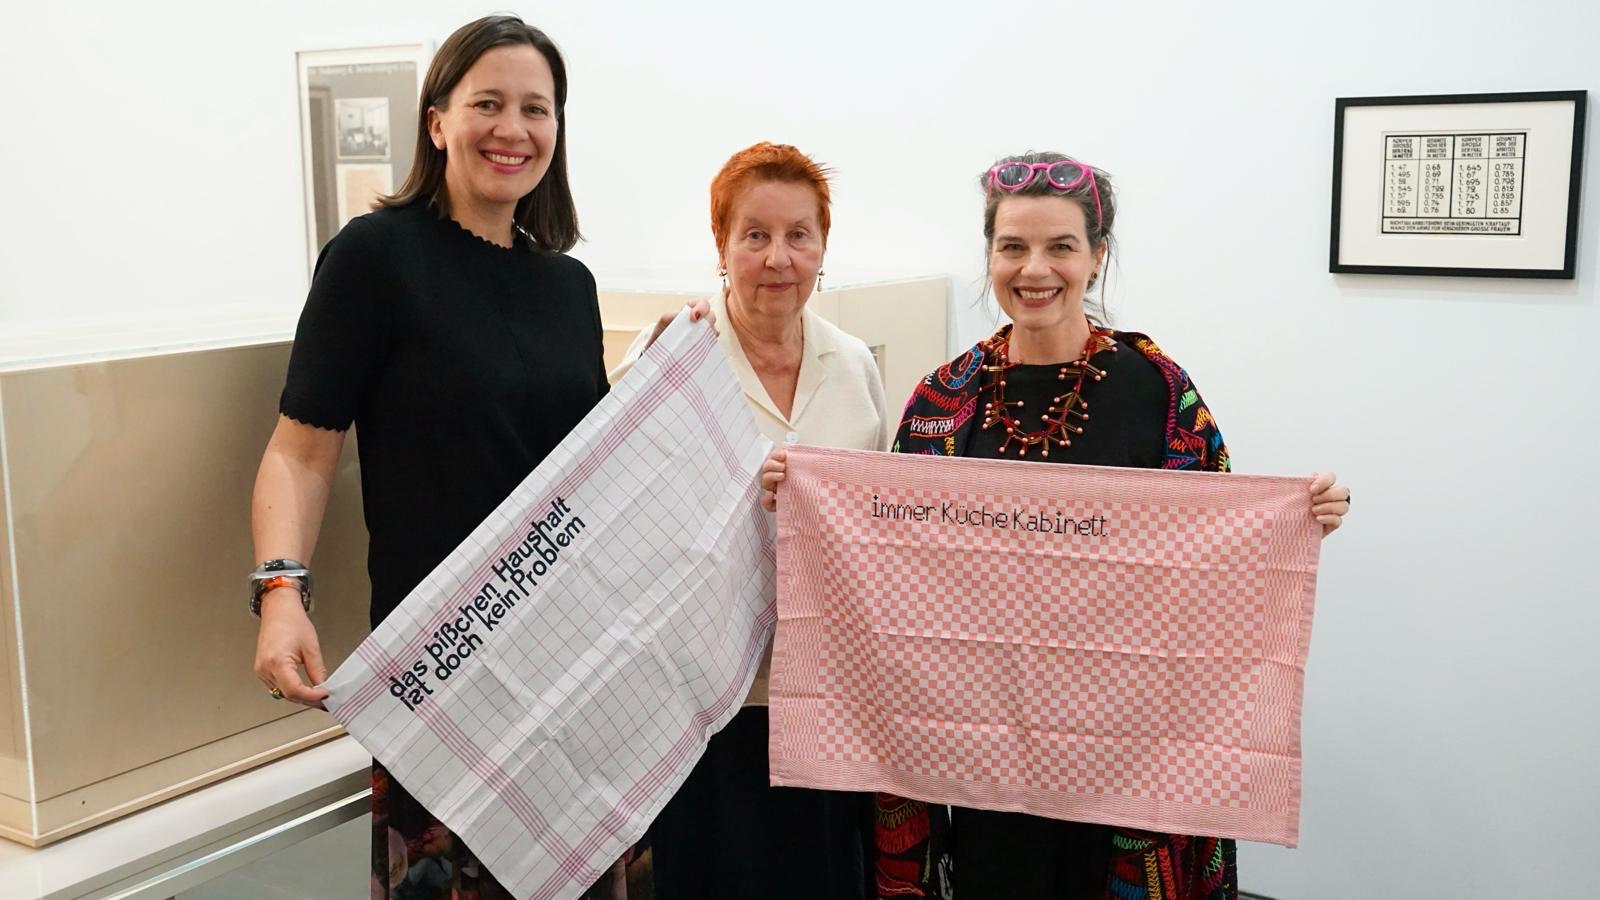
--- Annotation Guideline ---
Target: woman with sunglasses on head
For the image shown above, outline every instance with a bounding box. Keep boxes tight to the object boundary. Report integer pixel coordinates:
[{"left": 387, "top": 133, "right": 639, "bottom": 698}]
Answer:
[
  {"left": 763, "top": 151, "right": 1350, "bottom": 899},
  {"left": 619, "top": 141, "right": 889, "bottom": 899},
  {"left": 249, "top": 16, "right": 701, "bottom": 898}
]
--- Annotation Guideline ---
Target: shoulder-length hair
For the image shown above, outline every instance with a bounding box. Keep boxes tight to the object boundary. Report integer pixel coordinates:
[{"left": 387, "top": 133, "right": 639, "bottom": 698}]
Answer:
[{"left": 380, "top": 15, "right": 580, "bottom": 252}]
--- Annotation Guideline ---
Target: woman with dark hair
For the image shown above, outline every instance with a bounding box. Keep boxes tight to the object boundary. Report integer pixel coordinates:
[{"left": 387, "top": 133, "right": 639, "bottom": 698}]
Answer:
[
  {"left": 248, "top": 16, "right": 687, "bottom": 899},
  {"left": 763, "top": 152, "right": 1350, "bottom": 899}
]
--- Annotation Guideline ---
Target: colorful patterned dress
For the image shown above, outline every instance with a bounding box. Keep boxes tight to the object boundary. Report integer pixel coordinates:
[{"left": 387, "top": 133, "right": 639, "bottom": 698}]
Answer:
[
  {"left": 371, "top": 762, "right": 649, "bottom": 899},
  {"left": 876, "top": 324, "right": 1237, "bottom": 900}
]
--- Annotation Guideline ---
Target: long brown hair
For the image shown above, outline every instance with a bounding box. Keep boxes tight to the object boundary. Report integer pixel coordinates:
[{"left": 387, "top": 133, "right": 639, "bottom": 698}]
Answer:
[{"left": 380, "top": 15, "right": 580, "bottom": 252}]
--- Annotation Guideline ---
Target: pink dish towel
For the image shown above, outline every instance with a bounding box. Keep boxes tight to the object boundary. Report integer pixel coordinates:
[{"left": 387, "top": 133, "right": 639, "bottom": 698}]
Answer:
[{"left": 769, "top": 445, "right": 1322, "bottom": 847}]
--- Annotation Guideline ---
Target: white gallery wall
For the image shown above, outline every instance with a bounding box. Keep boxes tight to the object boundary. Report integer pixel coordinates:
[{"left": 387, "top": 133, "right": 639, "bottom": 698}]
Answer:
[{"left": 3, "top": 1, "right": 1597, "bottom": 896}]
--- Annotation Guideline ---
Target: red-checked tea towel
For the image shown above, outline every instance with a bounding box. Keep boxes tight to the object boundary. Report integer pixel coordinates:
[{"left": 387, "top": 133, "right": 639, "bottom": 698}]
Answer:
[{"left": 769, "top": 445, "right": 1321, "bottom": 847}]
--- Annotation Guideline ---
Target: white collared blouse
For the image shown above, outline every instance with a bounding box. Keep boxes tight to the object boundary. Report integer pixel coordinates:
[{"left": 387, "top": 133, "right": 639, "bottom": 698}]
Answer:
[{"left": 616, "top": 289, "right": 892, "bottom": 703}]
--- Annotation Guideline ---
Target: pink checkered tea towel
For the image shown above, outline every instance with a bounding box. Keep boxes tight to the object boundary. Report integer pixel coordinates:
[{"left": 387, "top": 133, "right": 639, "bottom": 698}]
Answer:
[{"left": 769, "top": 445, "right": 1322, "bottom": 846}]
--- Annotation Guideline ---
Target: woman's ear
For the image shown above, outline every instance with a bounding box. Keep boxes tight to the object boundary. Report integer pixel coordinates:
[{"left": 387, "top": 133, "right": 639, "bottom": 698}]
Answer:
[{"left": 427, "top": 107, "right": 446, "bottom": 150}]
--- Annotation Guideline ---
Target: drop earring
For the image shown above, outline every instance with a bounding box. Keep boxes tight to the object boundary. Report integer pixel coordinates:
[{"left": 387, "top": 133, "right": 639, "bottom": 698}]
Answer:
[
  {"left": 717, "top": 265, "right": 727, "bottom": 289},
  {"left": 816, "top": 268, "right": 826, "bottom": 292}
]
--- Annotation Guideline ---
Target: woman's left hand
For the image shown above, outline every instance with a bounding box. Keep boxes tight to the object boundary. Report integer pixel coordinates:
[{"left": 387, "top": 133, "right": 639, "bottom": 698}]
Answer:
[
  {"left": 1309, "top": 471, "right": 1351, "bottom": 537},
  {"left": 644, "top": 298, "right": 716, "bottom": 350},
  {"left": 759, "top": 448, "right": 787, "bottom": 512}
]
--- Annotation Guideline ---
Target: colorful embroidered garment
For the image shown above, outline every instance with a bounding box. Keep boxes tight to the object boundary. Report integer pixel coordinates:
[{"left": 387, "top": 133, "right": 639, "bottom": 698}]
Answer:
[
  {"left": 894, "top": 326, "right": 1230, "bottom": 472},
  {"left": 877, "top": 326, "right": 1241, "bottom": 900},
  {"left": 371, "top": 761, "right": 647, "bottom": 899}
]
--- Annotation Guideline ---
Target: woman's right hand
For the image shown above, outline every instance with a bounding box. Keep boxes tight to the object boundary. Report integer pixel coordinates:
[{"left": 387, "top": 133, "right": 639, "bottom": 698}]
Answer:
[
  {"left": 645, "top": 298, "right": 716, "bottom": 350},
  {"left": 759, "top": 447, "right": 787, "bottom": 512},
  {"left": 254, "top": 588, "right": 331, "bottom": 709}
]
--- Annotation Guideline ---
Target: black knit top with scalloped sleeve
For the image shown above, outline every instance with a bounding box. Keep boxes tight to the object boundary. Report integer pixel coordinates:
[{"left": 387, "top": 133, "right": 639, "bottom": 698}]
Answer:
[{"left": 280, "top": 200, "right": 609, "bottom": 627}]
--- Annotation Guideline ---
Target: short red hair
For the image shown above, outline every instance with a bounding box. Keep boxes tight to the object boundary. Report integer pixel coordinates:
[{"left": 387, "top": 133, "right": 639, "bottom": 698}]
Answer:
[{"left": 709, "top": 142, "right": 833, "bottom": 255}]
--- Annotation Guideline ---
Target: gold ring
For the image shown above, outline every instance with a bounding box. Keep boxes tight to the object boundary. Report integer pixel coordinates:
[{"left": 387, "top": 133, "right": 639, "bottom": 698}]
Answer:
[{"left": 268, "top": 687, "right": 285, "bottom": 701}]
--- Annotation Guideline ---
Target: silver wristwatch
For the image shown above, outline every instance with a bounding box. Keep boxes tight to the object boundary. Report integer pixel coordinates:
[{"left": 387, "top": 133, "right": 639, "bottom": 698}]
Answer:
[{"left": 249, "top": 558, "right": 314, "bottom": 616}]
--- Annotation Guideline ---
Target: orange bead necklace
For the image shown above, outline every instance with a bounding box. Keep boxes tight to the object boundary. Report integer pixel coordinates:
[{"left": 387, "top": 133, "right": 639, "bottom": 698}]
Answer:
[{"left": 979, "top": 327, "right": 1117, "bottom": 458}]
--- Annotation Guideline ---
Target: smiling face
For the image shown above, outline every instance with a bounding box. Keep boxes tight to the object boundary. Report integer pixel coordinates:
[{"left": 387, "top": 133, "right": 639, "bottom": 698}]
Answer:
[
  {"left": 720, "top": 180, "right": 825, "bottom": 324},
  {"left": 427, "top": 43, "right": 557, "bottom": 221},
  {"left": 989, "top": 194, "right": 1105, "bottom": 339}
]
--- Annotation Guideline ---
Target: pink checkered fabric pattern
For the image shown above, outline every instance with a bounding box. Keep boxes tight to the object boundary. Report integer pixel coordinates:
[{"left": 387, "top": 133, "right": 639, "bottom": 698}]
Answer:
[{"left": 769, "top": 445, "right": 1322, "bottom": 847}]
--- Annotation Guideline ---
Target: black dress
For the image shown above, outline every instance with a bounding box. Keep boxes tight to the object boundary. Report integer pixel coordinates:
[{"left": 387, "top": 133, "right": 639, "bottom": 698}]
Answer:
[
  {"left": 957, "top": 346, "right": 1169, "bottom": 900},
  {"left": 650, "top": 705, "right": 870, "bottom": 900},
  {"left": 964, "top": 348, "right": 1168, "bottom": 468},
  {"left": 280, "top": 200, "right": 610, "bottom": 899}
]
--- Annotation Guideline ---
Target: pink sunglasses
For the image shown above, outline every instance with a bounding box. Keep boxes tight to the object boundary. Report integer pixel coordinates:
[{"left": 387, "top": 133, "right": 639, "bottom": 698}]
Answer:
[{"left": 987, "top": 159, "right": 1103, "bottom": 230}]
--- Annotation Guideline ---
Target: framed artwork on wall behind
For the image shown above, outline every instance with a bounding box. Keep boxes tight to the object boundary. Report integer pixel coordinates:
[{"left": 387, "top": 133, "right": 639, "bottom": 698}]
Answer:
[
  {"left": 297, "top": 43, "right": 432, "bottom": 274},
  {"left": 1330, "top": 90, "right": 1585, "bottom": 278}
]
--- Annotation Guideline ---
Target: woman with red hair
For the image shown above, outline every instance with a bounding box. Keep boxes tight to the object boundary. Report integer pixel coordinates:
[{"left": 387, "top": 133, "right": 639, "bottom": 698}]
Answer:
[{"left": 624, "top": 142, "right": 888, "bottom": 898}]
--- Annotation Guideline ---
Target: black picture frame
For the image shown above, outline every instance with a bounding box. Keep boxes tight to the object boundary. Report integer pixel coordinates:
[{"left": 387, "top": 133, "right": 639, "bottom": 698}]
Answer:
[{"left": 1329, "top": 90, "right": 1585, "bottom": 279}]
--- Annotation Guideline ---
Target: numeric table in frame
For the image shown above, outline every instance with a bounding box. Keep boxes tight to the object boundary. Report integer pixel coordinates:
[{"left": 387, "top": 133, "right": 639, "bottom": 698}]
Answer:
[{"left": 1382, "top": 131, "right": 1525, "bottom": 235}]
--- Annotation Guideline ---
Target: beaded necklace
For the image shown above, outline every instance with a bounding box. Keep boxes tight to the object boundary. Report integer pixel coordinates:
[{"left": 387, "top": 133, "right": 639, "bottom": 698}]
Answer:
[{"left": 979, "top": 326, "right": 1118, "bottom": 458}]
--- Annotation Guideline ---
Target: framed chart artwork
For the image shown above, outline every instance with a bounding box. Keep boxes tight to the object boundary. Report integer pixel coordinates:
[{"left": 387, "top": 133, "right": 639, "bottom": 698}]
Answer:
[
  {"left": 297, "top": 43, "right": 432, "bottom": 273},
  {"left": 1330, "top": 90, "right": 1586, "bottom": 278}
]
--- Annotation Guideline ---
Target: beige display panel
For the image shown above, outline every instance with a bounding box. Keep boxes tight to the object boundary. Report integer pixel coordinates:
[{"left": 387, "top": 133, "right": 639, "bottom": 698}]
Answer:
[
  {"left": 599, "top": 275, "right": 950, "bottom": 413},
  {"left": 0, "top": 343, "right": 370, "bottom": 846}
]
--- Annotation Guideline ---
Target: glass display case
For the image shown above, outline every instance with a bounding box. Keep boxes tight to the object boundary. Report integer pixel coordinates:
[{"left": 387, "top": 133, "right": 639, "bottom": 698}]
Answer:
[{"left": 0, "top": 312, "right": 371, "bottom": 847}]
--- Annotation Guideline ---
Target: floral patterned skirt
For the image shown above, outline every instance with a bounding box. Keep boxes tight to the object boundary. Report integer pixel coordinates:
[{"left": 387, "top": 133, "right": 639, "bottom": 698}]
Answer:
[
  {"left": 370, "top": 761, "right": 652, "bottom": 900},
  {"left": 874, "top": 796, "right": 1236, "bottom": 900}
]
